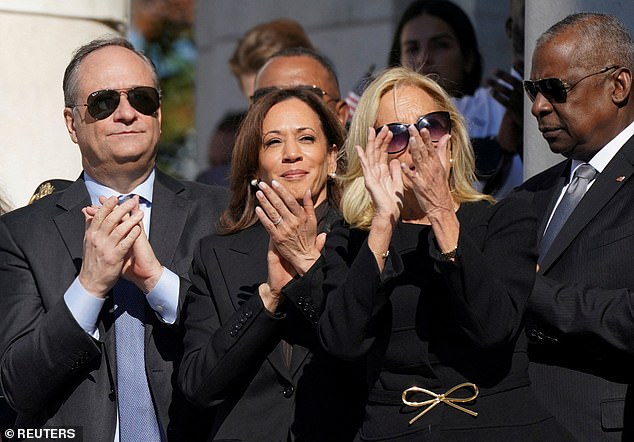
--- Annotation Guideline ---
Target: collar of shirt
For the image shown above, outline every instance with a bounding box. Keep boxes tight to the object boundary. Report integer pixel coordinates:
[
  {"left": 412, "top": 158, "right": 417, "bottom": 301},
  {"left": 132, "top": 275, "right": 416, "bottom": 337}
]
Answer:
[
  {"left": 84, "top": 170, "right": 155, "bottom": 206},
  {"left": 570, "top": 119, "right": 634, "bottom": 181}
]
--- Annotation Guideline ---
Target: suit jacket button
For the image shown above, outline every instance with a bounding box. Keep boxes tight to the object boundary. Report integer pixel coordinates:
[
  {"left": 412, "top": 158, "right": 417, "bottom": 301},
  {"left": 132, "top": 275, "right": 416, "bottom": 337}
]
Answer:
[
  {"left": 230, "top": 330, "right": 237, "bottom": 337},
  {"left": 282, "top": 385, "right": 294, "bottom": 398}
]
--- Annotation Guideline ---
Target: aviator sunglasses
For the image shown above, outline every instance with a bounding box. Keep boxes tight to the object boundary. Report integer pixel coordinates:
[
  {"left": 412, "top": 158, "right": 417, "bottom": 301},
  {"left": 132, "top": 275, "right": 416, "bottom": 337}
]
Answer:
[
  {"left": 67, "top": 86, "right": 161, "bottom": 120},
  {"left": 376, "top": 111, "right": 451, "bottom": 155},
  {"left": 523, "top": 65, "right": 618, "bottom": 103},
  {"left": 251, "top": 84, "right": 338, "bottom": 103}
]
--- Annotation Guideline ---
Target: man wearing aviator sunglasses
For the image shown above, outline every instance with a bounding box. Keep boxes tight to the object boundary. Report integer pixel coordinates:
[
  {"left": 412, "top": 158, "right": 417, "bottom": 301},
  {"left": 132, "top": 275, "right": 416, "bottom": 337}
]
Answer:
[
  {"left": 0, "top": 36, "right": 226, "bottom": 441},
  {"left": 253, "top": 46, "right": 349, "bottom": 125},
  {"left": 513, "top": 13, "right": 634, "bottom": 441}
]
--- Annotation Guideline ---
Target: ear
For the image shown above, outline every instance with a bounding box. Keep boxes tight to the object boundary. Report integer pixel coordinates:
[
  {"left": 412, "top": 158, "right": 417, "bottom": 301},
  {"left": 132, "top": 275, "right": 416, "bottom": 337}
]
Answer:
[
  {"left": 612, "top": 67, "right": 631, "bottom": 106},
  {"left": 63, "top": 107, "right": 79, "bottom": 144},
  {"left": 327, "top": 144, "right": 338, "bottom": 175},
  {"left": 334, "top": 100, "right": 349, "bottom": 126}
]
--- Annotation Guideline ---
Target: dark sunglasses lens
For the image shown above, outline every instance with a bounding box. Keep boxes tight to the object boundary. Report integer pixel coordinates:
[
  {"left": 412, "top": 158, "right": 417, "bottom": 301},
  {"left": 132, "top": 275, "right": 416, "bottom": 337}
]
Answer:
[
  {"left": 539, "top": 78, "right": 567, "bottom": 102},
  {"left": 523, "top": 81, "right": 537, "bottom": 101},
  {"left": 379, "top": 124, "right": 409, "bottom": 154},
  {"left": 416, "top": 112, "right": 451, "bottom": 141},
  {"left": 127, "top": 87, "right": 161, "bottom": 115},
  {"left": 87, "top": 90, "right": 120, "bottom": 120}
]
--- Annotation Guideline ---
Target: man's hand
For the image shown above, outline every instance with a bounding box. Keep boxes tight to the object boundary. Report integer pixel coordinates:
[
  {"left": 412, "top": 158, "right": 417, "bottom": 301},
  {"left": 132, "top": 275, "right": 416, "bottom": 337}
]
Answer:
[
  {"left": 121, "top": 203, "right": 164, "bottom": 294},
  {"left": 79, "top": 196, "right": 143, "bottom": 298}
]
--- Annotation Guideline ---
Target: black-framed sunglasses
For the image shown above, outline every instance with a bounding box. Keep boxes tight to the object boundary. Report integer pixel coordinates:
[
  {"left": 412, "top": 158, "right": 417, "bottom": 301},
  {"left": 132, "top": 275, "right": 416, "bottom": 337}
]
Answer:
[
  {"left": 250, "top": 84, "right": 338, "bottom": 103},
  {"left": 376, "top": 111, "right": 452, "bottom": 155},
  {"left": 67, "top": 86, "right": 161, "bottom": 120},
  {"left": 523, "top": 65, "right": 618, "bottom": 103}
]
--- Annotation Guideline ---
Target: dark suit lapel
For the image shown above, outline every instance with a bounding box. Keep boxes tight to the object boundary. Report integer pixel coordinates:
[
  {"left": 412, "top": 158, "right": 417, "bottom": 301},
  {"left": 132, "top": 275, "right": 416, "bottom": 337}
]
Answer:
[
  {"left": 289, "top": 344, "right": 310, "bottom": 377},
  {"left": 53, "top": 179, "right": 91, "bottom": 270},
  {"left": 540, "top": 141, "right": 634, "bottom": 272},
  {"left": 149, "top": 170, "right": 190, "bottom": 266},
  {"left": 215, "top": 225, "right": 291, "bottom": 378}
]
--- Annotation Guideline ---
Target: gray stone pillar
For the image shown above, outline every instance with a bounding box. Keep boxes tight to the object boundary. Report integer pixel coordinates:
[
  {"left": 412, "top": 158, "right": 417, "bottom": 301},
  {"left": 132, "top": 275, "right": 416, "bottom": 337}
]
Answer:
[{"left": 0, "top": 1, "right": 128, "bottom": 209}]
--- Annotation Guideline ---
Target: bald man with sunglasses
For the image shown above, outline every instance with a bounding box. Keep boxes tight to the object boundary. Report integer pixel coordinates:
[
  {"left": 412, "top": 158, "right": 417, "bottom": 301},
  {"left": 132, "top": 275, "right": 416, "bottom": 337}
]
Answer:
[
  {"left": 0, "top": 37, "right": 226, "bottom": 441},
  {"left": 253, "top": 46, "right": 349, "bottom": 125},
  {"left": 513, "top": 13, "right": 634, "bottom": 441}
]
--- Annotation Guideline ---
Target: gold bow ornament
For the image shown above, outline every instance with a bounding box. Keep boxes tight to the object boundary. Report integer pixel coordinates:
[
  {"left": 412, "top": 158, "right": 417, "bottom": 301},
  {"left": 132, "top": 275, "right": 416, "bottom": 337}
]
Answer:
[{"left": 401, "top": 382, "right": 479, "bottom": 425}]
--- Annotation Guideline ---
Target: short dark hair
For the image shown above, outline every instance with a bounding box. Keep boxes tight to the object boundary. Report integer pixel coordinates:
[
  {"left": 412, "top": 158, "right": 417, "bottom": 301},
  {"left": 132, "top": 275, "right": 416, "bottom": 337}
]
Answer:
[
  {"left": 219, "top": 87, "right": 346, "bottom": 234},
  {"left": 387, "top": 0, "right": 482, "bottom": 96},
  {"left": 63, "top": 36, "right": 159, "bottom": 106},
  {"left": 537, "top": 13, "right": 634, "bottom": 72},
  {"left": 267, "top": 47, "right": 342, "bottom": 96},
  {"left": 229, "top": 19, "right": 314, "bottom": 78}
]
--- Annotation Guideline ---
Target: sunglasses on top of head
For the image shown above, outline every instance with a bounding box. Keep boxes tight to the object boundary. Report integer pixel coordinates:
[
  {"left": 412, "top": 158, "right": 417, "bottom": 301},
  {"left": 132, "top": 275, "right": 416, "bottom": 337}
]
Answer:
[
  {"left": 250, "top": 84, "right": 337, "bottom": 103},
  {"left": 66, "top": 86, "right": 161, "bottom": 120},
  {"left": 523, "top": 65, "right": 618, "bottom": 103},
  {"left": 375, "top": 111, "right": 452, "bottom": 155}
]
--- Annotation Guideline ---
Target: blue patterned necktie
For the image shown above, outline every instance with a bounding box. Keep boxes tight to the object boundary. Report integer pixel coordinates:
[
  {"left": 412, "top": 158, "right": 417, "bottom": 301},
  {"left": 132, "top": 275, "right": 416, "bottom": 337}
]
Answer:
[
  {"left": 538, "top": 163, "right": 598, "bottom": 262},
  {"left": 114, "top": 194, "right": 161, "bottom": 442}
]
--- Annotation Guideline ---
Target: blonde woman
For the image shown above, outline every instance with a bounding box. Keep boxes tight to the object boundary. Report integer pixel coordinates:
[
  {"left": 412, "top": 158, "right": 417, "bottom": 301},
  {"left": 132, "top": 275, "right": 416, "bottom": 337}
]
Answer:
[{"left": 305, "top": 67, "right": 573, "bottom": 441}]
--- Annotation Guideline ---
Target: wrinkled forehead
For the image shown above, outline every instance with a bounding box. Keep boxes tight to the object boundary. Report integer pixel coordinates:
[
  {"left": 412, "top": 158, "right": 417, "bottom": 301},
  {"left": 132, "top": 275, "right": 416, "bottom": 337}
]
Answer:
[{"left": 375, "top": 84, "right": 437, "bottom": 126}]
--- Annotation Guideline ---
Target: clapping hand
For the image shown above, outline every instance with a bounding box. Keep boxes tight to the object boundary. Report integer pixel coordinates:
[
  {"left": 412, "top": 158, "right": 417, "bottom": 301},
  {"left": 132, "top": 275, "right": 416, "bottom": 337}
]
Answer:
[{"left": 356, "top": 126, "right": 404, "bottom": 225}]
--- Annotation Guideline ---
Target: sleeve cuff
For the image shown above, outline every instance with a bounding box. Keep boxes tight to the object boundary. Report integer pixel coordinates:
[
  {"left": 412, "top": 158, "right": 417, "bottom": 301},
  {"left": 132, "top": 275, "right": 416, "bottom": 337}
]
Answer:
[
  {"left": 146, "top": 267, "right": 178, "bottom": 324},
  {"left": 64, "top": 277, "right": 105, "bottom": 338}
]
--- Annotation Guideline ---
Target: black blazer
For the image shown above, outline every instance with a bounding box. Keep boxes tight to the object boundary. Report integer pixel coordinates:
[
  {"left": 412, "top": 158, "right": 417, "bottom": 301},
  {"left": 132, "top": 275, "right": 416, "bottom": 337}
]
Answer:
[
  {"left": 308, "top": 197, "right": 573, "bottom": 441},
  {"left": 179, "top": 220, "right": 365, "bottom": 442},
  {"left": 514, "top": 134, "right": 634, "bottom": 441},
  {"left": 0, "top": 170, "right": 227, "bottom": 442}
]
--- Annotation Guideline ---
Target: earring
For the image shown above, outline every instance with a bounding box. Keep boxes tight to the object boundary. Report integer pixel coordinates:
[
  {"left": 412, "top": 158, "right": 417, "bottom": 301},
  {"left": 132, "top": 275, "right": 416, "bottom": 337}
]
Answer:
[
  {"left": 250, "top": 178, "right": 259, "bottom": 187},
  {"left": 449, "top": 158, "right": 454, "bottom": 165},
  {"left": 328, "top": 172, "right": 337, "bottom": 179}
]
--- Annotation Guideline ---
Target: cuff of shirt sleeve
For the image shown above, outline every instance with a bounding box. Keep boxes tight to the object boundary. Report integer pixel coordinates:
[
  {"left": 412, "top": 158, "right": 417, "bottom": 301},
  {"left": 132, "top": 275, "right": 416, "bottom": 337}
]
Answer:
[
  {"left": 64, "top": 277, "right": 106, "bottom": 338},
  {"left": 146, "top": 267, "right": 178, "bottom": 324}
]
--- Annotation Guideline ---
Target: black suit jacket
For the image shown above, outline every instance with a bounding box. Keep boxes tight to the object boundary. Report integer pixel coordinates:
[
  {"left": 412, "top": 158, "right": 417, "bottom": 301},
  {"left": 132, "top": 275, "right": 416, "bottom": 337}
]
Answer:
[
  {"left": 514, "top": 135, "right": 634, "bottom": 441},
  {"left": 179, "top": 221, "right": 365, "bottom": 442},
  {"left": 0, "top": 170, "right": 227, "bottom": 441}
]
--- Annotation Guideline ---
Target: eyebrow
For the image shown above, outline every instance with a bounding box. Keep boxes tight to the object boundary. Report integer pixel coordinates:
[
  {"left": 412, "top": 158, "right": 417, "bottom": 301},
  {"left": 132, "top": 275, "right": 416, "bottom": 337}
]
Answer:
[{"left": 264, "top": 126, "right": 316, "bottom": 136}]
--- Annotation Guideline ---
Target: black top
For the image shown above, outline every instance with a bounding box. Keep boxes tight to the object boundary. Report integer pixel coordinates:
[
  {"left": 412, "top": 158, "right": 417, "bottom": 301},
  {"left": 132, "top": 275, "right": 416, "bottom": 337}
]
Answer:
[{"left": 292, "top": 197, "right": 574, "bottom": 441}]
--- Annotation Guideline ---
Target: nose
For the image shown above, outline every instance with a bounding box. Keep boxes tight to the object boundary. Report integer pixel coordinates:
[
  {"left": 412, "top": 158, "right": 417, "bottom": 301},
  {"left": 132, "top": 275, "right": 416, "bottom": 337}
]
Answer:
[
  {"left": 111, "top": 91, "right": 137, "bottom": 121},
  {"left": 530, "top": 91, "right": 553, "bottom": 118},
  {"left": 282, "top": 140, "right": 302, "bottom": 163}
]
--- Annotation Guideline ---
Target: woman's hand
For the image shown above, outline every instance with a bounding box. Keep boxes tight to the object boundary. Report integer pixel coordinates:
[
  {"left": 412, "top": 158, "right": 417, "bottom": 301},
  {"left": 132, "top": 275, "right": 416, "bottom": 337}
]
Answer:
[
  {"left": 255, "top": 181, "right": 325, "bottom": 277},
  {"left": 357, "top": 126, "right": 403, "bottom": 269},
  {"left": 401, "top": 125, "right": 455, "bottom": 218},
  {"left": 401, "top": 125, "right": 459, "bottom": 255},
  {"left": 357, "top": 126, "right": 404, "bottom": 224}
]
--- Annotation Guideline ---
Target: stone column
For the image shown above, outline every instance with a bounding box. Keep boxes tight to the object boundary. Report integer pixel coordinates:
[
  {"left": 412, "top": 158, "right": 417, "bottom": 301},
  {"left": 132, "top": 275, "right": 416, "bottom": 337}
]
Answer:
[{"left": 0, "top": 1, "right": 128, "bottom": 210}]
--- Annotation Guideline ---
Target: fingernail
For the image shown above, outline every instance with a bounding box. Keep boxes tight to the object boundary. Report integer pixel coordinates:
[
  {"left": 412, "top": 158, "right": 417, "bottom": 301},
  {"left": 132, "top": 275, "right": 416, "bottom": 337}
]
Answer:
[
  {"left": 256, "top": 190, "right": 263, "bottom": 198},
  {"left": 271, "top": 180, "right": 279, "bottom": 188}
]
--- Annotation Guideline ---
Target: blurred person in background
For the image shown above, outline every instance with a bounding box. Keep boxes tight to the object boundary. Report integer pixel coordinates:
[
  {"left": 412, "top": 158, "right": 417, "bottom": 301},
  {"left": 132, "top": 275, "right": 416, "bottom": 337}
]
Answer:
[
  {"left": 254, "top": 46, "right": 349, "bottom": 125},
  {"left": 229, "top": 18, "right": 314, "bottom": 101},
  {"left": 389, "top": 0, "right": 523, "bottom": 198}
]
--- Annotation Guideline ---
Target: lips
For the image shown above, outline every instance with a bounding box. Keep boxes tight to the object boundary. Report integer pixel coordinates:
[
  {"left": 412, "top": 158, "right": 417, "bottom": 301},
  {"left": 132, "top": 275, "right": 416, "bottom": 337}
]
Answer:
[
  {"left": 280, "top": 169, "right": 308, "bottom": 179},
  {"left": 538, "top": 125, "right": 562, "bottom": 139}
]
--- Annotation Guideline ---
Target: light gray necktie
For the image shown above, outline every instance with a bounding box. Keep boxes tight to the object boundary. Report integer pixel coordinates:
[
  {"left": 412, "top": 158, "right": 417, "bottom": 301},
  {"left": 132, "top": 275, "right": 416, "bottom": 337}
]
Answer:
[
  {"left": 114, "top": 195, "right": 161, "bottom": 442},
  {"left": 538, "top": 164, "right": 598, "bottom": 262}
]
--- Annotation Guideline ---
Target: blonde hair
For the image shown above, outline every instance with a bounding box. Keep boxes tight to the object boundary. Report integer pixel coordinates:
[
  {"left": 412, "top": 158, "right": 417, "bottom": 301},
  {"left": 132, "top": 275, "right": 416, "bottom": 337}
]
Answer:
[{"left": 340, "top": 66, "right": 492, "bottom": 230}]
